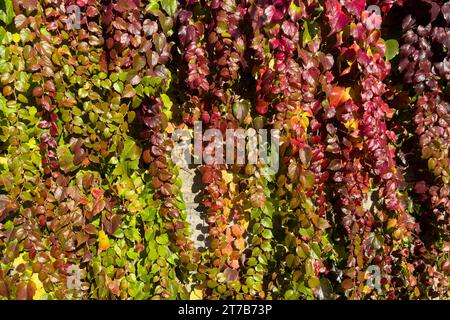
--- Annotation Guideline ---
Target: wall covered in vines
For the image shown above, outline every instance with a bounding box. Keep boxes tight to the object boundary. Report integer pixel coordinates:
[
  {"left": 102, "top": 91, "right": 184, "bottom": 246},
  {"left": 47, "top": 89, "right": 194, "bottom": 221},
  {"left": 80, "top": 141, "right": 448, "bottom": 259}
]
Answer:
[{"left": 0, "top": 0, "right": 448, "bottom": 300}]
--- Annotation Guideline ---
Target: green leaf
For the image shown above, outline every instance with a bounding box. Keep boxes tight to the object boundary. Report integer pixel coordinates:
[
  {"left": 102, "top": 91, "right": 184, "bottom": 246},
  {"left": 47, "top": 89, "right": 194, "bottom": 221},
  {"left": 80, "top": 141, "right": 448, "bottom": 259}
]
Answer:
[
  {"left": 284, "top": 289, "right": 297, "bottom": 300},
  {"left": 161, "top": 93, "right": 173, "bottom": 120},
  {"left": 247, "top": 257, "right": 257, "bottom": 267},
  {"left": 159, "top": 0, "right": 177, "bottom": 16},
  {"left": 118, "top": 72, "right": 128, "bottom": 82},
  {"left": 113, "top": 81, "right": 124, "bottom": 94},
  {"left": 15, "top": 72, "right": 30, "bottom": 92},
  {"left": 122, "top": 138, "right": 142, "bottom": 161},
  {"left": 261, "top": 229, "right": 273, "bottom": 239},
  {"left": 0, "top": 0, "right": 15, "bottom": 25},
  {"left": 0, "top": 26, "right": 5, "bottom": 43},
  {"left": 302, "top": 21, "right": 311, "bottom": 46},
  {"left": 110, "top": 73, "right": 119, "bottom": 82},
  {"left": 57, "top": 145, "right": 77, "bottom": 173},
  {"left": 308, "top": 277, "right": 320, "bottom": 289},
  {"left": 146, "top": 0, "right": 161, "bottom": 13},
  {"left": 261, "top": 217, "right": 273, "bottom": 228},
  {"left": 385, "top": 39, "right": 399, "bottom": 61},
  {"left": 160, "top": 93, "right": 173, "bottom": 109},
  {"left": 310, "top": 242, "right": 322, "bottom": 260},
  {"left": 260, "top": 240, "right": 272, "bottom": 252},
  {"left": 233, "top": 100, "right": 250, "bottom": 123},
  {"left": 156, "top": 234, "right": 169, "bottom": 245}
]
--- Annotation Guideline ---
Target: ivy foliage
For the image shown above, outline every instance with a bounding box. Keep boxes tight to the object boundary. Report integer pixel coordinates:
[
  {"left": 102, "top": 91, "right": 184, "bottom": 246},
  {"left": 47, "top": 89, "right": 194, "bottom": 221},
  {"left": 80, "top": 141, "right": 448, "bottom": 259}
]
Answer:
[{"left": 0, "top": 0, "right": 448, "bottom": 300}]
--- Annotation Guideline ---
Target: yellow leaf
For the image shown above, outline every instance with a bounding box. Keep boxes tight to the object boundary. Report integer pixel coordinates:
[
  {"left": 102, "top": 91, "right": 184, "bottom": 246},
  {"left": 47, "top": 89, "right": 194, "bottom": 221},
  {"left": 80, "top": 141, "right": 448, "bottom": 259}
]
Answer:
[
  {"left": 300, "top": 112, "right": 311, "bottom": 128},
  {"left": 13, "top": 255, "right": 26, "bottom": 268},
  {"left": 345, "top": 118, "right": 358, "bottom": 131},
  {"left": 31, "top": 273, "right": 46, "bottom": 300},
  {"left": 234, "top": 238, "right": 245, "bottom": 250},
  {"left": 223, "top": 206, "right": 230, "bottom": 218},
  {"left": 190, "top": 287, "right": 203, "bottom": 300},
  {"left": 221, "top": 170, "right": 233, "bottom": 184},
  {"left": 98, "top": 230, "right": 110, "bottom": 252},
  {"left": 238, "top": 218, "right": 249, "bottom": 231},
  {"left": 12, "top": 33, "right": 21, "bottom": 43},
  {"left": 387, "top": 219, "right": 397, "bottom": 229},
  {"left": 229, "top": 181, "right": 236, "bottom": 194},
  {"left": 165, "top": 122, "right": 175, "bottom": 134}
]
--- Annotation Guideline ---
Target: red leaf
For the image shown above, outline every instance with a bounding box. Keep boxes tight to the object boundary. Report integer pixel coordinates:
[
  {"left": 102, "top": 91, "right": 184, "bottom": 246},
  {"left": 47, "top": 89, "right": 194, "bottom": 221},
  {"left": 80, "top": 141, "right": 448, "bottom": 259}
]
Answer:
[
  {"left": 281, "top": 21, "right": 297, "bottom": 37},
  {"left": 344, "top": 0, "right": 366, "bottom": 16},
  {"left": 362, "top": 11, "right": 382, "bottom": 31},
  {"left": 91, "top": 188, "right": 104, "bottom": 200},
  {"left": 256, "top": 99, "right": 269, "bottom": 115},
  {"left": 415, "top": 181, "right": 428, "bottom": 194},
  {"left": 325, "top": 0, "right": 352, "bottom": 34}
]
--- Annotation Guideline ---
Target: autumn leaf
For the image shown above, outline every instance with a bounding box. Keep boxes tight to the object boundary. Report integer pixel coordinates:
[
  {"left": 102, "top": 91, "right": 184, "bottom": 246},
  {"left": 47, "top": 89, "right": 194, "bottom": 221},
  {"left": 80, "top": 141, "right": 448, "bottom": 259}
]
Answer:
[
  {"left": 341, "top": 278, "right": 354, "bottom": 290},
  {"left": 221, "top": 244, "right": 233, "bottom": 256},
  {"left": 98, "top": 230, "right": 110, "bottom": 252},
  {"left": 221, "top": 170, "right": 233, "bottom": 184},
  {"left": 92, "top": 198, "right": 105, "bottom": 216},
  {"left": 329, "top": 86, "right": 351, "bottom": 108},
  {"left": 228, "top": 259, "right": 240, "bottom": 269},
  {"left": 344, "top": 118, "right": 359, "bottom": 131},
  {"left": 231, "top": 224, "right": 243, "bottom": 238},
  {"left": 91, "top": 188, "right": 104, "bottom": 200},
  {"left": 234, "top": 238, "right": 245, "bottom": 251},
  {"left": 189, "top": 287, "right": 203, "bottom": 300}
]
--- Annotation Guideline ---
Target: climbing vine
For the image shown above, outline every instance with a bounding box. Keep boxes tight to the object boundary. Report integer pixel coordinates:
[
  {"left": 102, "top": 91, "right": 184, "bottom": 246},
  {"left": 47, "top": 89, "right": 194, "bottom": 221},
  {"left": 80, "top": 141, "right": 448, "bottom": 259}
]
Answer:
[{"left": 0, "top": 0, "right": 448, "bottom": 300}]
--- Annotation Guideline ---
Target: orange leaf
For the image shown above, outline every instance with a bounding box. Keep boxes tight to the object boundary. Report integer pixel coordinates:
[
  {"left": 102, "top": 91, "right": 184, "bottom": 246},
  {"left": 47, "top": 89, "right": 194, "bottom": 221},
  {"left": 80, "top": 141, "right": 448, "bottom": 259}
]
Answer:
[
  {"left": 330, "top": 86, "right": 351, "bottom": 108},
  {"left": 341, "top": 278, "right": 354, "bottom": 290},
  {"left": 221, "top": 244, "right": 233, "bottom": 256},
  {"left": 225, "top": 228, "right": 234, "bottom": 243},
  {"left": 228, "top": 259, "right": 240, "bottom": 269},
  {"left": 231, "top": 224, "right": 243, "bottom": 238}
]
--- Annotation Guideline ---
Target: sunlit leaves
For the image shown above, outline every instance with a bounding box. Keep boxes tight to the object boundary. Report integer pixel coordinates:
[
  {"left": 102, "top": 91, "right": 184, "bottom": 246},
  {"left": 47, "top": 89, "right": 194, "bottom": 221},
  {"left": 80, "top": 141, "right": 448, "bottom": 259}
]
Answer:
[
  {"left": 0, "top": 0, "right": 448, "bottom": 301},
  {"left": 384, "top": 39, "right": 399, "bottom": 61}
]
